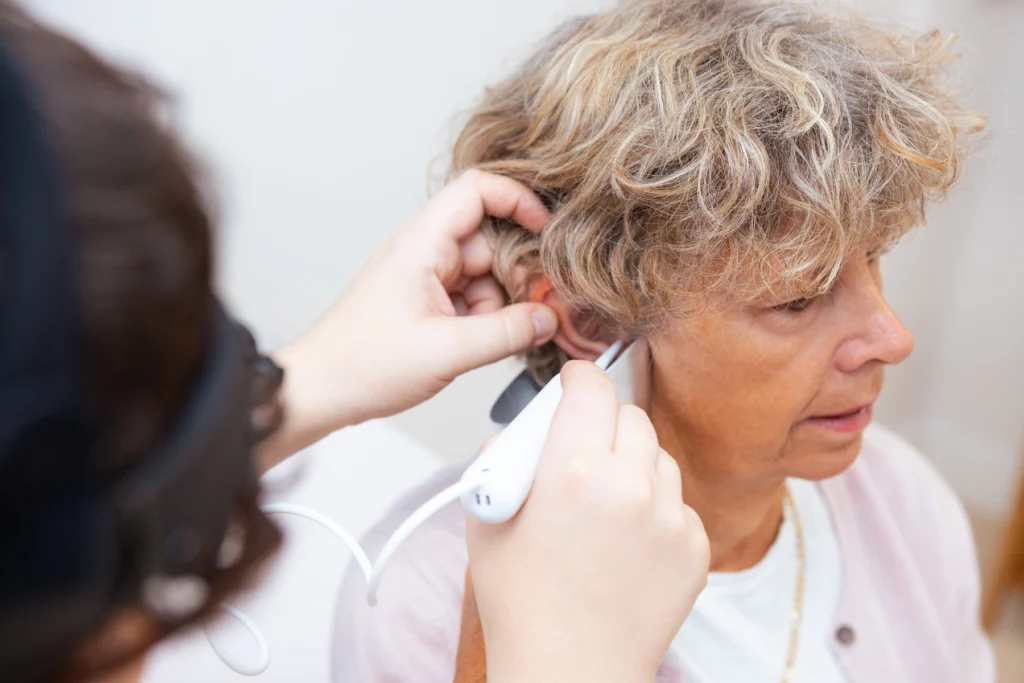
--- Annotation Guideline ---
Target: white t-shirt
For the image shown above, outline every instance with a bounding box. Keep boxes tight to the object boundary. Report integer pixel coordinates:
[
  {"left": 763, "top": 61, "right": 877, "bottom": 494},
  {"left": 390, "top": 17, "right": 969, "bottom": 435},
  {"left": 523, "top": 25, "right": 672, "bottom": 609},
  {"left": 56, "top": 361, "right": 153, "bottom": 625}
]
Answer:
[{"left": 671, "top": 478, "right": 849, "bottom": 683}]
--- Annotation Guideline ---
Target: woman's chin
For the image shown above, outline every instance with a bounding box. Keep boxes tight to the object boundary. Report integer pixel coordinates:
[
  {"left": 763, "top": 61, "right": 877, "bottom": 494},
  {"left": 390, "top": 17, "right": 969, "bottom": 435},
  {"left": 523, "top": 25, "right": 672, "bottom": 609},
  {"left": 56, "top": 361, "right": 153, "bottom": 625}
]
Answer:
[{"left": 784, "top": 432, "right": 865, "bottom": 481}]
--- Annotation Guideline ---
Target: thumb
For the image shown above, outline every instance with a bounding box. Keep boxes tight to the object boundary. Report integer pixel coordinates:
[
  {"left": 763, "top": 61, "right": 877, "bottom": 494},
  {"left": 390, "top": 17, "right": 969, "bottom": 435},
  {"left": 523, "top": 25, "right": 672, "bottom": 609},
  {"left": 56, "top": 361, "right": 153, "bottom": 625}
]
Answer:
[{"left": 447, "top": 303, "right": 558, "bottom": 376}]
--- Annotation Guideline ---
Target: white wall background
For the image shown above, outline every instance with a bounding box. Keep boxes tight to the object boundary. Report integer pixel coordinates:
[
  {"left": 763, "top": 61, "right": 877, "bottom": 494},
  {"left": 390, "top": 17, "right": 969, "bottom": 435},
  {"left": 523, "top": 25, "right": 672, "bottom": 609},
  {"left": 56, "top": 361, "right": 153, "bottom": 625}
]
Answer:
[{"left": 25, "top": 0, "right": 1023, "bottom": 515}]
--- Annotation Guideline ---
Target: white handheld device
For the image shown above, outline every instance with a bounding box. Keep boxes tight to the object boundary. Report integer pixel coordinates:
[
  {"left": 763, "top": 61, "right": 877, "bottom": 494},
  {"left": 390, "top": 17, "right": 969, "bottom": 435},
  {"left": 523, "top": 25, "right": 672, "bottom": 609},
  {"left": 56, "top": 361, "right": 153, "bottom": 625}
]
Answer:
[{"left": 460, "top": 340, "right": 625, "bottom": 523}]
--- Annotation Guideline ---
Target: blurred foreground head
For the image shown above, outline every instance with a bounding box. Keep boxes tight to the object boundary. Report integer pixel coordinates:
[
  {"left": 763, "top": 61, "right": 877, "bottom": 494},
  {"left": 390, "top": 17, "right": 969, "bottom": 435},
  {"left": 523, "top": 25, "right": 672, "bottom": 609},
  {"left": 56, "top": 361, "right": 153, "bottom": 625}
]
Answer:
[{"left": 0, "top": 3, "right": 279, "bottom": 680}]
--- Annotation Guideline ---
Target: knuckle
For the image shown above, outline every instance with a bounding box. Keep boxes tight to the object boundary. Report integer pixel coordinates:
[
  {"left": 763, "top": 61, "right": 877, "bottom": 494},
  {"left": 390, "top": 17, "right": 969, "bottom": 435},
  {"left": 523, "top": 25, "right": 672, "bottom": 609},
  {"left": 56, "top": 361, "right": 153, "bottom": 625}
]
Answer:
[
  {"left": 617, "top": 404, "right": 655, "bottom": 445},
  {"left": 617, "top": 403, "right": 648, "bottom": 426},
  {"left": 683, "top": 506, "right": 711, "bottom": 568},
  {"left": 382, "top": 232, "right": 419, "bottom": 266},
  {"left": 561, "top": 457, "right": 596, "bottom": 491},
  {"left": 461, "top": 168, "right": 485, "bottom": 185},
  {"left": 658, "top": 450, "right": 682, "bottom": 481},
  {"left": 381, "top": 233, "right": 404, "bottom": 258},
  {"left": 560, "top": 459, "right": 655, "bottom": 516},
  {"left": 661, "top": 450, "right": 681, "bottom": 475},
  {"left": 681, "top": 503, "right": 703, "bottom": 532},
  {"left": 611, "top": 470, "right": 655, "bottom": 513},
  {"left": 661, "top": 504, "right": 690, "bottom": 542},
  {"left": 693, "top": 535, "right": 711, "bottom": 577}
]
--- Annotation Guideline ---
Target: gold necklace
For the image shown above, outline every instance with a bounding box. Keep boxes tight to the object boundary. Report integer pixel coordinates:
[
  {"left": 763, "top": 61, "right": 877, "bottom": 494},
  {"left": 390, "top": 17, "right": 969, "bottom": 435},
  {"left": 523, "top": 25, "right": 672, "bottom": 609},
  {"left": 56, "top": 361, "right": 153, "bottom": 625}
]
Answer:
[{"left": 781, "top": 486, "right": 806, "bottom": 683}]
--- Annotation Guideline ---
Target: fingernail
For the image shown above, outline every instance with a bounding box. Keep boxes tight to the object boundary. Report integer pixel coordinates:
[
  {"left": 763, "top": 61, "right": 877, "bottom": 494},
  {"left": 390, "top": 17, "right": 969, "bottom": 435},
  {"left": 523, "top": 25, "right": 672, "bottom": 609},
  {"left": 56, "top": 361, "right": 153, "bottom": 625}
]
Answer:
[{"left": 531, "top": 307, "right": 558, "bottom": 344}]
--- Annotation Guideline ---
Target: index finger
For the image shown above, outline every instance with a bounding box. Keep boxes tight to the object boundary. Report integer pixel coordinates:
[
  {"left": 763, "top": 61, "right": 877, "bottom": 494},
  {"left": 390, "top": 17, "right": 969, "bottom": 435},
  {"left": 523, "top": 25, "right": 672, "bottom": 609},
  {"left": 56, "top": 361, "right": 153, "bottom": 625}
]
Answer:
[
  {"left": 407, "top": 170, "right": 550, "bottom": 244},
  {"left": 542, "top": 361, "right": 619, "bottom": 468}
]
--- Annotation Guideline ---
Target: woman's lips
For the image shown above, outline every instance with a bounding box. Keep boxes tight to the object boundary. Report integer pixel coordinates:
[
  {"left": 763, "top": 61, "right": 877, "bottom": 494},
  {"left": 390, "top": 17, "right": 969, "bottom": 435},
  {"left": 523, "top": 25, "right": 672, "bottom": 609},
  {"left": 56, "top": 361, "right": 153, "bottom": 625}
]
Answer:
[{"left": 805, "top": 404, "right": 874, "bottom": 434}]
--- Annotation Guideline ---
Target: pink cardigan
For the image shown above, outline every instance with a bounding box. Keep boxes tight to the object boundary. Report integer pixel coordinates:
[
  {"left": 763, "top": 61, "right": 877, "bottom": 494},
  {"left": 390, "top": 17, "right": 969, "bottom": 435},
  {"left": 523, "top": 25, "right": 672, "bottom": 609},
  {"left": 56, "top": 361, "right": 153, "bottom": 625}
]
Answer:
[{"left": 331, "top": 425, "right": 995, "bottom": 682}]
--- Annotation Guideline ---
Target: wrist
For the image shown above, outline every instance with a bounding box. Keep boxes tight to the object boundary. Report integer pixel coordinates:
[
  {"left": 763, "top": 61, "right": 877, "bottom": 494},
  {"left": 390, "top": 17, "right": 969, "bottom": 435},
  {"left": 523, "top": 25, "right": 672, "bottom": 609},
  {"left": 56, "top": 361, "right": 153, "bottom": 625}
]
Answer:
[
  {"left": 488, "top": 667, "right": 653, "bottom": 683},
  {"left": 256, "top": 341, "right": 362, "bottom": 472},
  {"left": 485, "top": 639, "right": 656, "bottom": 683}
]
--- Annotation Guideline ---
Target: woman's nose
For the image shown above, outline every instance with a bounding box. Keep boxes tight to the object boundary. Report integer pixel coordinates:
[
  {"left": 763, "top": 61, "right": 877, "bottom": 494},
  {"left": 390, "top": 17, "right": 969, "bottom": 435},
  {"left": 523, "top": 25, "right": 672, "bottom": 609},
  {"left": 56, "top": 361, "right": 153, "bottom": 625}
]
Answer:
[
  {"left": 835, "top": 278, "right": 915, "bottom": 373},
  {"left": 870, "top": 304, "right": 915, "bottom": 365}
]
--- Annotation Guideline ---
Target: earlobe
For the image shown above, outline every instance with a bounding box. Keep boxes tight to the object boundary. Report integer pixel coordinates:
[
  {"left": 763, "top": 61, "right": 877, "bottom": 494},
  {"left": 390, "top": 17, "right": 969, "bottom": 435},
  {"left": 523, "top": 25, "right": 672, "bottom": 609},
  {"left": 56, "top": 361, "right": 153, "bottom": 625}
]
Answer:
[{"left": 529, "top": 275, "right": 616, "bottom": 362}]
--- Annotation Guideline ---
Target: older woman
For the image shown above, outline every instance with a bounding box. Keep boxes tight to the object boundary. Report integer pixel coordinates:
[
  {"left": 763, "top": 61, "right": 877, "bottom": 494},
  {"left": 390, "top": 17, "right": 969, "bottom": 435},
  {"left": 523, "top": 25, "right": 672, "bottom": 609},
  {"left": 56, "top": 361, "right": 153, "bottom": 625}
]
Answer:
[{"left": 333, "top": 1, "right": 992, "bottom": 682}]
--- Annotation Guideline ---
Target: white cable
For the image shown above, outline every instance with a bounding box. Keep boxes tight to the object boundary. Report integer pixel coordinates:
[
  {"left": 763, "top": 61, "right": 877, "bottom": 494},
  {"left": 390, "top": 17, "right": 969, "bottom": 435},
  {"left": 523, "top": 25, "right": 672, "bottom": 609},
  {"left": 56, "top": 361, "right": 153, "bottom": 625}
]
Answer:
[
  {"left": 365, "top": 473, "right": 486, "bottom": 604},
  {"left": 260, "top": 503, "right": 373, "bottom": 580},
  {"left": 204, "top": 604, "right": 271, "bottom": 676},
  {"left": 205, "top": 341, "right": 624, "bottom": 675},
  {"left": 205, "top": 473, "right": 487, "bottom": 675}
]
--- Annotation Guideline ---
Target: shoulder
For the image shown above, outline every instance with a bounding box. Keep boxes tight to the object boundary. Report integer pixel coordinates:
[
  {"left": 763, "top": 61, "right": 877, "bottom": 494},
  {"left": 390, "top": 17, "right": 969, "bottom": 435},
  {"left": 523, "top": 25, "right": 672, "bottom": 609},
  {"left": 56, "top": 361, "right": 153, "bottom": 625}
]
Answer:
[
  {"left": 825, "top": 427, "right": 993, "bottom": 679},
  {"left": 331, "top": 466, "right": 469, "bottom": 682},
  {"left": 851, "top": 424, "right": 967, "bottom": 530},
  {"left": 826, "top": 424, "right": 979, "bottom": 600}
]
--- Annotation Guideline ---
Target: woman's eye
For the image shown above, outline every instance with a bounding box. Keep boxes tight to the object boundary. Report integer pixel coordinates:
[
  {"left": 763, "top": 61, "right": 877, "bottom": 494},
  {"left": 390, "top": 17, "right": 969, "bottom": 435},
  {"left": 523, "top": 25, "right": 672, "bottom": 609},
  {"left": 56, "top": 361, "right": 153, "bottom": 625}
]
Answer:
[{"left": 770, "top": 297, "right": 814, "bottom": 313}]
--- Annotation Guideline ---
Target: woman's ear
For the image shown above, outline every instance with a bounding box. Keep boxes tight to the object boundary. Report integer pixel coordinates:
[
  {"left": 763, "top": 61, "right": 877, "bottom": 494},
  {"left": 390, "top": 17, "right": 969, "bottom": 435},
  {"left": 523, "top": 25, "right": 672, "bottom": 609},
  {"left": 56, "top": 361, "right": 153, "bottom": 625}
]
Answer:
[{"left": 530, "top": 276, "right": 618, "bottom": 362}]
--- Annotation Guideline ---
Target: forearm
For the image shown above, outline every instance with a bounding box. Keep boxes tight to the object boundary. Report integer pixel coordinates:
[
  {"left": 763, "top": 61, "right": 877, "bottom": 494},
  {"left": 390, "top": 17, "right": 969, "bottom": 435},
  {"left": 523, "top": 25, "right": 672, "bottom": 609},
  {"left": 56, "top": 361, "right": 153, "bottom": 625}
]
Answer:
[{"left": 256, "top": 342, "right": 360, "bottom": 473}]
